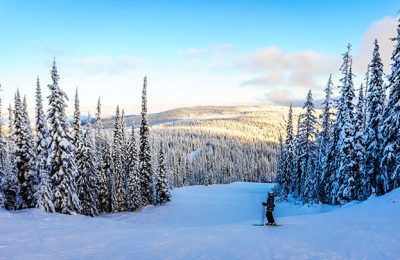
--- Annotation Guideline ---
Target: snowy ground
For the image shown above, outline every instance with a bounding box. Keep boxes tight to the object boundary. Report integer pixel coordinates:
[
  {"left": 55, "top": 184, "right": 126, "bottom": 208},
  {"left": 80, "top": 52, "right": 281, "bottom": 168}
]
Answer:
[{"left": 1, "top": 182, "right": 399, "bottom": 259}]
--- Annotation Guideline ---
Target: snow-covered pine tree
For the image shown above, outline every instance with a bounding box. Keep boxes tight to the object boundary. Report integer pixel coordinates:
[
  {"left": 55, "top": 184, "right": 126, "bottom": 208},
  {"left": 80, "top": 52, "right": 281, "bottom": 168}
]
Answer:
[
  {"left": 293, "top": 113, "right": 303, "bottom": 196},
  {"left": 320, "top": 75, "right": 335, "bottom": 148},
  {"left": 322, "top": 122, "right": 342, "bottom": 204},
  {"left": 7, "top": 104, "right": 15, "bottom": 151},
  {"left": 72, "top": 88, "right": 82, "bottom": 150},
  {"left": 127, "top": 125, "right": 141, "bottom": 210},
  {"left": 381, "top": 18, "right": 400, "bottom": 191},
  {"left": 14, "top": 90, "right": 37, "bottom": 208},
  {"left": 355, "top": 83, "right": 367, "bottom": 200},
  {"left": 98, "top": 138, "right": 113, "bottom": 213},
  {"left": 280, "top": 104, "right": 295, "bottom": 197},
  {"left": 316, "top": 75, "right": 335, "bottom": 202},
  {"left": 298, "top": 90, "right": 318, "bottom": 202},
  {"left": 76, "top": 114, "right": 99, "bottom": 216},
  {"left": 156, "top": 143, "right": 171, "bottom": 204},
  {"left": 274, "top": 133, "right": 285, "bottom": 193},
  {"left": 364, "top": 39, "right": 387, "bottom": 196},
  {"left": 336, "top": 44, "right": 358, "bottom": 204},
  {"left": 95, "top": 97, "right": 103, "bottom": 135},
  {"left": 3, "top": 104, "right": 19, "bottom": 210},
  {"left": 139, "top": 77, "right": 154, "bottom": 205},
  {"left": 364, "top": 65, "right": 370, "bottom": 124},
  {"left": 0, "top": 85, "right": 6, "bottom": 207},
  {"left": 2, "top": 152, "right": 19, "bottom": 210},
  {"left": 112, "top": 105, "right": 126, "bottom": 212},
  {"left": 47, "top": 59, "right": 81, "bottom": 214},
  {"left": 94, "top": 97, "right": 110, "bottom": 213},
  {"left": 34, "top": 77, "right": 54, "bottom": 212}
]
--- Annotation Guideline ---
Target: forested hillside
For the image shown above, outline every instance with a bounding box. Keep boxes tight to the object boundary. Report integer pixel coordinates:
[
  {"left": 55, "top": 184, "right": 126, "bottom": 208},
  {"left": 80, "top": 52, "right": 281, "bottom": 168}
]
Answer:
[{"left": 103, "top": 105, "right": 307, "bottom": 185}]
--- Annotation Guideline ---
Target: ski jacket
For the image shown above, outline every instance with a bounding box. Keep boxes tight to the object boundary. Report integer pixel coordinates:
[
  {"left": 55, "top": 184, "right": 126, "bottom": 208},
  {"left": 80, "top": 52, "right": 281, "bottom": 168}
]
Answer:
[{"left": 262, "top": 197, "right": 275, "bottom": 212}]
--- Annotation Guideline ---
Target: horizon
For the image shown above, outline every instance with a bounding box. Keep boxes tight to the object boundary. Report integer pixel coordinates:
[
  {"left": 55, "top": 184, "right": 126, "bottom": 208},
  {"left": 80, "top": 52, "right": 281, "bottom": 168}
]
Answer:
[{"left": 0, "top": 1, "right": 398, "bottom": 116}]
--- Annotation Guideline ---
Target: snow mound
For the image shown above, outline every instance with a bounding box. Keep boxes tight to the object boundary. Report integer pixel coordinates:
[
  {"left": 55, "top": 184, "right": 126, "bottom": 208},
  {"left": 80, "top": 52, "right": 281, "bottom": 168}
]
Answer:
[{"left": 0, "top": 183, "right": 399, "bottom": 259}]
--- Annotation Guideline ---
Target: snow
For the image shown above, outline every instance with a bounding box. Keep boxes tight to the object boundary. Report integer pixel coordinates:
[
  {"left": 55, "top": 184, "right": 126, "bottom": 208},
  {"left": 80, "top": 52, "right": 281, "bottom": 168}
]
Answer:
[{"left": 0, "top": 182, "right": 399, "bottom": 259}]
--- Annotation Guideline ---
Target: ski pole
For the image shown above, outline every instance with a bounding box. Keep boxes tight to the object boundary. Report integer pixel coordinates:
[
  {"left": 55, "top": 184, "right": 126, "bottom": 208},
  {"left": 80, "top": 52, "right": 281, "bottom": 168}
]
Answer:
[{"left": 261, "top": 204, "right": 265, "bottom": 226}]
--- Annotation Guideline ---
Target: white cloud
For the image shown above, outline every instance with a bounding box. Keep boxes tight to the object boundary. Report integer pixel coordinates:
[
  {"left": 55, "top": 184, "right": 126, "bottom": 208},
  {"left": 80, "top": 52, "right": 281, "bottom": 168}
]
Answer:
[
  {"left": 241, "top": 71, "right": 284, "bottom": 87},
  {"left": 237, "top": 46, "right": 338, "bottom": 89},
  {"left": 68, "top": 56, "right": 142, "bottom": 75},
  {"left": 353, "top": 16, "right": 398, "bottom": 74}
]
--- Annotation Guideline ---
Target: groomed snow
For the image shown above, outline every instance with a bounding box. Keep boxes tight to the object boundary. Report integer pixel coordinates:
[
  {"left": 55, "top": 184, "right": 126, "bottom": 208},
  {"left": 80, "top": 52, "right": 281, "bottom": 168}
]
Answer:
[{"left": 0, "top": 182, "right": 399, "bottom": 259}]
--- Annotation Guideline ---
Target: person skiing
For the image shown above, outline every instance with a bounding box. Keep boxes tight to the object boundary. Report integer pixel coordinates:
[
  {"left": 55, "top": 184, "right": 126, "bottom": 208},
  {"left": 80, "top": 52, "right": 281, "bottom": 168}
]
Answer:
[{"left": 262, "top": 191, "right": 276, "bottom": 225}]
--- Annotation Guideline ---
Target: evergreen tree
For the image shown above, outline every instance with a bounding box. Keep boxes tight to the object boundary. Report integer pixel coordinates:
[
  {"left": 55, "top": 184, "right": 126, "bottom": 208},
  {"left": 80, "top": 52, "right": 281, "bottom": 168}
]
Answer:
[
  {"left": 34, "top": 77, "right": 54, "bottom": 212},
  {"left": 127, "top": 125, "right": 141, "bottom": 210},
  {"left": 355, "top": 83, "right": 367, "bottom": 200},
  {"left": 76, "top": 116, "right": 99, "bottom": 216},
  {"left": 298, "top": 90, "right": 318, "bottom": 202},
  {"left": 280, "top": 104, "right": 295, "bottom": 197},
  {"left": 316, "top": 75, "right": 335, "bottom": 202},
  {"left": 0, "top": 85, "right": 6, "bottom": 207},
  {"left": 14, "top": 90, "right": 36, "bottom": 208},
  {"left": 72, "top": 88, "right": 82, "bottom": 150},
  {"left": 336, "top": 44, "right": 358, "bottom": 204},
  {"left": 293, "top": 113, "right": 303, "bottom": 195},
  {"left": 47, "top": 59, "right": 81, "bottom": 214},
  {"left": 3, "top": 104, "right": 19, "bottom": 210},
  {"left": 139, "top": 77, "right": 154, "bottom": 205},
  {"left": 365, "top": 39, "right": 386, "bottom": 196},
  {"left": 112, "top": 105, "right": 126, "bottom": 212},
  {"left": 156, "top": 144, "right": 171, "bottom": 204},
  {"left": 381, "top": 18, "right": 400, "bottom": 191},
  {"left": 274, "top": 133, "right": 285, "bottom": 192},
  {"left": 98, "top": 139, "right": 113, "bottom": 213},
  {"left": 95, "top": 97, "right": 103, "bottom": 135},
  {"left": 2, "top": 152, "right": 19, "bottom": 210},
  {"left": 94, "top": 97, "right": 111, "bottom": 213}
]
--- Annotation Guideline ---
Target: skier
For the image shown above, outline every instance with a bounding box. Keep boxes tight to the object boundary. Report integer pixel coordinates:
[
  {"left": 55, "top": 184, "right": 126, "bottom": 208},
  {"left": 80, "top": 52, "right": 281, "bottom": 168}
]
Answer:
[{"left": 262, "top": 191, "right": 276, "bottom": 225}]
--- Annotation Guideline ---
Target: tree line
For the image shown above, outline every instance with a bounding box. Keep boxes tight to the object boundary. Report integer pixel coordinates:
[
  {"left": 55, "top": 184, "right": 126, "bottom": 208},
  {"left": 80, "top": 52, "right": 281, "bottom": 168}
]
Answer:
[
  {"left": 0, "top": 60, "right": 170, "bottom": 216},
  {"left": 275, "top": 19, "right": 400, "bottom": 204}
]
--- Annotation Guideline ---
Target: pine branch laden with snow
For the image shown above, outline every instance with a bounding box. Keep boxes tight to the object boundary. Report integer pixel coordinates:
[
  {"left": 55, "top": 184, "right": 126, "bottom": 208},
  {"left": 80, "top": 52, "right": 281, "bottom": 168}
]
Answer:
[
  {"left": 47, "top": 60, "right": 81, "bottom": 215},
  {"left": 139, "top": 77, "right": 155, "bottom": 206}
]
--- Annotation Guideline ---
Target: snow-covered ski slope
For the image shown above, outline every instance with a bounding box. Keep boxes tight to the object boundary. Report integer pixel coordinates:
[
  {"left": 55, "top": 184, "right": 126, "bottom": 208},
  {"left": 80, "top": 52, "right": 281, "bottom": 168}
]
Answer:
[{"left": 0, "top": 182, "right": 399, "bottom": 259}]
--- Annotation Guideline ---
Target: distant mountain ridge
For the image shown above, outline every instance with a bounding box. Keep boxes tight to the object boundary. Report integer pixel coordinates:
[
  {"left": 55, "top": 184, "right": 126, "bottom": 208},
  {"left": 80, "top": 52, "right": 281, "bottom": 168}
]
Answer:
[{"left": 102, "top": 105, "right": 309, "bottom": 137}]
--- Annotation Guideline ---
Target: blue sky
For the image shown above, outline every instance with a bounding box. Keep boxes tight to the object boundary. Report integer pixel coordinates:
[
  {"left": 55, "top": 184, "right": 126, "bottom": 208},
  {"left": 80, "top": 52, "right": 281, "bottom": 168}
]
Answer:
[{"left": 0, "top": 0, "right": 398, "bottom": 115}]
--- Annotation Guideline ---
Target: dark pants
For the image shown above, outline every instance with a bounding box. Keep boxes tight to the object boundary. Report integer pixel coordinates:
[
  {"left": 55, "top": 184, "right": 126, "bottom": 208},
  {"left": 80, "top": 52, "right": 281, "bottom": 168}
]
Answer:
[{"left": 266, "top": 211, "right": 275, "bottom": 224}]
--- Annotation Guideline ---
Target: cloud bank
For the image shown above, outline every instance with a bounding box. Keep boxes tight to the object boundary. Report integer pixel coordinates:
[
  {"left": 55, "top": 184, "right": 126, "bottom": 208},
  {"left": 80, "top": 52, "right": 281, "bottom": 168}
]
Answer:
[{"left": 237, "top": 46, "right": 339, "bottom": 89}]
